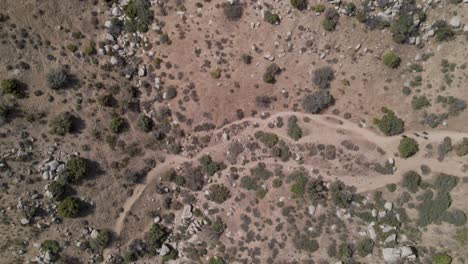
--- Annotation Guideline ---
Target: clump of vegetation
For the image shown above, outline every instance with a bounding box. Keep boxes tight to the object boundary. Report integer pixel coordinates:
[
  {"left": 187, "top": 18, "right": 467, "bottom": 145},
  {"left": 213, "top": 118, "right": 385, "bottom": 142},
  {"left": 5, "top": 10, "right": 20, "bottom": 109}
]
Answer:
[
  {"left": 199, "top": 155, "right": 226, "bottom": 176},
  {"left": 432, "top": 253, "right": 452, "bottom": 264},
  {"left": 330, "top": 180, "right": 357, "bottom": 208},
  {"left": 402, "top": 171, "right": 422, "bottom": 193},
  {"left": 293, "top": 234, "right": 319, "bottom": 252},
  {"left": 110, "top": 116, "right": 126, "bottom": 133},
  {"left": 455, "top": 228, "right": 468, "bottom": 245},
  {"left": 264, "top": 10, "right": 280, "bottom": 25},
  {"left": 390, "top": 14, "right": 417, "bottom": 43},
  {"left": 1, "top": 79, "right": 23, "bottom": 98},
  {"left": 241, "top": 54, "right": 252, "bottom": 64},
  {"left": 262, "top": 63, "right": 281, "bottom": 84},
  {"left": 57, "top": 197, "right": 80, "bottom": 218},
  {"left": 373, "top": 108, "right": 404, "bottom": 136},
  {"left": 437, "top": 137, "right": 453, "bottom": 161},
  {"left": 356, "top": 238, "right": 374, "bottom": 257},
  {"left": 207, "top": 184, "right": 231, "bottom": 204},
  {"left": 65, "top": 157, "right": 89, "bottom": 183},
  {"left": 124, "top": 0, "right": 153, "bottom": 32},
  {"left": 399, "top": 137, "right": 419, "bottom": 158},
  {"left": 48, "top": 181, "right": 66, "bottom": 201},
  {"left": 312, "top": 4, "right": 326, "bottom": 12},
  {"left": 146, "top": 224, "right": 168, "bottom": 255},
  {"left": 138, "top": 115, "right": 154, "bottom": 132},
  {"left": 291, "top": 0, "right": 308, "bottom": 10},
  {"left": 302, "top": 90, "right": 335, "bottom": 114},
  {"left": 411, "top": 95, "right": 430, "bottom": 110},
  {"left": 254, "top": 131, "right": 279, "bottom": 148},
  {"left": 210, "top": 69, "right": 221, "bottom": 79},
  {"left": 90, "top": 229, "right": 112, "bottom": 251},
  {"left": 417, "top": 190, "right": 452, "bottom": 226},
  {"left": 312, "top": 66, "right": 335, "bottom": 89},
  {"left": 433, "top": 20, "right": 455, "bottom": 42},
  {"left": 49, "top": 112, "right": 75, "bottom": 136},
  {"left": 287, "top": 116, "right": 303, "bottom": 141},
  {"left": 322, "top": 8, "right": 339, "bottom": 31},
  {"left": 433, "top": 174, "right": 458, "bottom": 192},
  {"left": 208, "top": 257, "right": 225, "bottom": 264},
  {"left": 47, "top": 69, "right": 69, "bottom": 89},
  {"left": 223, "top": 2, "right": 243, "bottom": 21},
  {"left": 455, "top": 138, "right": 468, "bottom": 156},
  {"left": 41, "top": 240, "right": 61, "bottom": 254},
  {"left": 382, "top": 51, "right": 401, "bottom": 68}
]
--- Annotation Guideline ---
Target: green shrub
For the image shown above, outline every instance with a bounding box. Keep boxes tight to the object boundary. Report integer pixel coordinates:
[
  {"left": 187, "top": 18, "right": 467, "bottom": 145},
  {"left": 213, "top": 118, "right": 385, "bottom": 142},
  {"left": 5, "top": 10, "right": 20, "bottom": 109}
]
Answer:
[
  {"left": 330, "top": 180, "right": 356, "bottom": 208},
  {"left": 262, "top": 63, "right": 281, "bottom": 84},
  {"left": 390, "top": 14, "right": 417, "bottom": 43},
  {"left": 293, "top": 235, "right": 319, "bottom": 252},
  {"left": 124, "top": 0, "right": 153, "bottom": 32},
  {"left": 66, "top": 44, "right": 78, "bottom": 52},
  {"left": 312, "top": 4, "right": 326, "bottom": 12},
  {"left": 1, "top": 79, "right": 23, "bottom": 97},
  {"left": 287, "top": 116, "right": 303, "bottom": 141},
  {"left": 386, "top": 183, "right": 397, "bottom": 192},
  {"left": 207, "top": 184, "right": 231, "bottom": 204},
  {"left": 199, "top": 155, "right": 225, "bottom": 176},
  {"left": 47, "top": 69, "right": 69, "bottom": 89},
  {"left": 208, "top": 257, "right": 225, "bottom": 264},
  {"left": 138, "top": 115, "right": 153, "bottom": 132},
  {"left": 240, "top": 176, "right": 258, "bottom": 190},
  {"left": 374, "top": 109, "right": 404, "bottom": 136},
  {"left": 254, "top": 131, "right": 279, "bottom": 148},
  {"left": 455, "top": 228, "right": 468, "bottom": 245},
  {"left": 65, "top": 157, "right": 89, "bottom": 183},
  {"left": 442, "top": 209, "right": 467, "bottom": 226},
  {"left": 432, "top": 253, "right": 452, "bottom": 264},
  {"left": 302, "top": 90, "right": 335, "bottom": 114},
  {"left": 322, "top": 18, "right": 338, "bottom": 31},
  {"left": 399, "top": 138, "right": 419, "bottom": 158},
  {"left": 344, "top": 2, "right": 356, "bottom": 15},
  {"left": 417, "top": 191, "right": 452, "bottom": 226},
  {"left": 264, "top": 10, "right": 280, "bottom": 25},
  {"left": 338, "top": 243, "right": 354, "bottom": 261},
  {"left": 110, "top": 116, "right": 125, "bottom": 133},
  {"left": 48, "top": 181, "right": 66, "bottom": 201},
  {"left": 312, "top": 66, "right": 335, "bottom": 89},
  {"left": 223, "top": 3, "right": 243, "bottom": 21},
  {"left": 291, "top": 0, "right": 307, "bottom": 10},
  {"left": 382, "top": 52, "right": 401, "bottom": 68},
  {"left": 290, "top": 172, "right": 308, "bottom": 198},
  {"left": 356, "top": 9, "right": 367, "bottom": 23},
  {"left": 402, "top": 171, "right": 422, "bottom": 193},
  {"left": 41, "top": 240, "right": 61, "bottom": 254},
  {"left": 50, "top": 112, "right": 75, "bottom": 136},
  {"left": 241, "top": 54, "right": 252, "bottom": 64},
  {"left": 210, "top": 69, "right": 221, "bottom": 79},
  {"left": 57, "top": 197, "right": 80, "bottom": 218},
  {"left": 455, "top": 138, "right": 468, "bottom": 156},
  {"left": 146, "top": 224, "right": 168, "bottom": 255},
  {"left": 433, "top": 20, "right": 455, "bottom": 42},
  {"left": 412, "top": 95, "right": 430, "bottom": 110},
  {"left": 90, "top": 229, "right": 112, "bottom": 250},
  {"left": 433, "top": 174, "right": 458, "bottom": 192}
]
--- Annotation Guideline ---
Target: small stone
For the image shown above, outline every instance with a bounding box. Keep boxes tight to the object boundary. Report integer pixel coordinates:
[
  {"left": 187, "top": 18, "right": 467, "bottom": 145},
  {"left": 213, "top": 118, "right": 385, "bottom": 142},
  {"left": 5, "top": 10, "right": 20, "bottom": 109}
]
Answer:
[
  {"left": 21, "top": 218, "right": 30, "bottom": 225},
  {"left": 449, "top": 17, "right": 461, "bottom": 28},
  {"left": 159, "top": 244, "right": 170, "bottom": 256},
  {"left": 90, "top": 229, "right": 99, "bottom": 239}
]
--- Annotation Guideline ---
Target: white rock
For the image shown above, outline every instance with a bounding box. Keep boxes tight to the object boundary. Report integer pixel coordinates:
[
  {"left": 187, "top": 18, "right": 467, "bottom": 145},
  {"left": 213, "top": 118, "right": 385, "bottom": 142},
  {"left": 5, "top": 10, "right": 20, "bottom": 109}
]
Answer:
[
  {"left": 182, "top": 204, "right": 193, "bottom": 220},
  {"left": 367, "top": 225, "right": 377, "bottom": 240},
  {"left": 449, "top": 17, "right": 461, "bottom": 28},
  {"left": 104, "top": 20, "right": 112, "bottom": 28},
  {"left": 159, "top": 244, "right": 170, "bottom": 256},
  {"left": 110, "top": 56, "right": 118, "bottom": 65},
  {"left": 308, "top": 205, "right": 316, "bottom": 216},
  {"left": 20, "top": 218, "right": 30, "bottom": 225},
  {"left": 112, "top": 7, "right": 122, "bottom": 16},
  {"left": 384, "top": 233, "right": 397, "bottom": 243},
  {"left": 90, "top": 229, "right": 99, "bottom": 239},
  {"left": 154, "top": 216, "right": 161, "bottom": 223},
  {"left": 384, "top": 202, "right": 393, "bottom": 211},
  {"left": 464, "top": 25, "right": 468, "bottom": 32},
  {"left": 382, "top": 248, "right": 401, "bottom": 262}
]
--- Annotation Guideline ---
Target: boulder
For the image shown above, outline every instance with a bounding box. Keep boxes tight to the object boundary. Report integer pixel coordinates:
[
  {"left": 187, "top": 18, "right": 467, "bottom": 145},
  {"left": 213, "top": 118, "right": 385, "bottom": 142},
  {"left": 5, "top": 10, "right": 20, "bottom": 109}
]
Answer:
[
  {"left": 182, "top": 204, "right": 193, "bottom": 220},
  {"left": 450, "top": 17, "right": 461, "bottom": 28},
  {"left": 159, "top": 244, "right": 170, "bottom": 256}
]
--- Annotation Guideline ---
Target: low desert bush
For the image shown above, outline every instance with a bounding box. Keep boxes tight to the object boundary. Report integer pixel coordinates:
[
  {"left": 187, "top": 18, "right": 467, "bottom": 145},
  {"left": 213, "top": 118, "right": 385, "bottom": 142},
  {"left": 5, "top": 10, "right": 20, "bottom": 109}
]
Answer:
[
  {"left": 399, "top": 137, "right": 419, "bottom": 158},
  {"left": 57, "top": 197, "right": 80, "bottom": 218},
  {"left": 382, "top": 52, "right": 401, "bottom": 68},
  {"left": 302, "top": 90, "right": 335, "bottom": 114}
]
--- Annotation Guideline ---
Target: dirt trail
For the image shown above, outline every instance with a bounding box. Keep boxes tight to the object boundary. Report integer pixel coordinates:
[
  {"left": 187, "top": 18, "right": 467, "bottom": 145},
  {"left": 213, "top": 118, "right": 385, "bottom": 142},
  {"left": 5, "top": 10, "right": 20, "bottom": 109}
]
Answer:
[{"left": 109, "top": 111, "right": 468, "bottom": 237}]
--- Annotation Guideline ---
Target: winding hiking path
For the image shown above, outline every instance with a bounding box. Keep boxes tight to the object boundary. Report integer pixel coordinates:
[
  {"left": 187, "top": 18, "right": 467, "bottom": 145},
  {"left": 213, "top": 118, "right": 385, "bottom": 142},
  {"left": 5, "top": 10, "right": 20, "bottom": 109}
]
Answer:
[{"left": 109, "top": 111, "right": 468, "bottom": 238}]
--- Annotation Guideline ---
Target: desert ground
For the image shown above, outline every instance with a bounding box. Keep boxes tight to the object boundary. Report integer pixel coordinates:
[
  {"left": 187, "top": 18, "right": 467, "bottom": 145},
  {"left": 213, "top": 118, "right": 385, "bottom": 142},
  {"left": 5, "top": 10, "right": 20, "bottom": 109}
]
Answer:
[{"left": 0, "top": 0, "right": 467, "bottom": 264}]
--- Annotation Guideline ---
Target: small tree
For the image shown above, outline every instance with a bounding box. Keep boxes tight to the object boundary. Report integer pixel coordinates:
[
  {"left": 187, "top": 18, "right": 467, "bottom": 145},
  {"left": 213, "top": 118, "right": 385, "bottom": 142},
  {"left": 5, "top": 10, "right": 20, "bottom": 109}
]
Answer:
[
  {"left": 111, "top": 116, "right": 125, "bottom": 133},
  {"left": 402, "top": 170, "right": 422, "bottom": 193},
  {"left": 302, "top": 90, "right": 335, "bottom": 114},
  {"left": 322, "top": 8, "right": 339, "bottom": 31},
  {"left": 41, "top": 240, "right": 61, "bottom": 254},
  {"left": 65, "top": 157, "right": 89, "bottom": 183},
  {"left": 374, "top": 109, "right": 404, "bottom": 136},
  {"left": 241, "top": 54, "right": 252, "bottom": 64},
  {"left": 48, "top": 181, "right": 66, "bottom": 201},
  {"left": 138, "top": 115, "right": 153, "bottom": 132},
  {"left": 223, "top": 3, "right": 243, "bottom": 21},
  {"left": 382, "top": 52, "right": 401, "bottom": 68},
  {"left": 47, "top": 69, "right": 69, "bottom": 89},
  {"left": 291, "top": 0, "right": 307, "bottom": 10},
  {"left": 356, "top": 238, "right": 374, "bottom": 257},
  {"left": 312, "top": 66, "right": 335, "bottom": 89},
  {"left": 399, "top": 137, "right": 419, "bottom": 158},
  {"left": 264, "top": 10, "right": 281, "bottom": 25},
  {"left": 207, "top": 184, "right": 231, "bottom": 204},
  {"left": 146, "top": 224, "right": 168, "bottom": 255},
  {"left": 50, "top": 112, "right": 75, "bottom": 136},
  {"left": 433, "top": 20, "right": 455, "bottom": 42},
  {"left": 1, "top": 79, "right": 23, "bottom": 98},
  {"left": 455, "top": 138, "right": 468, "bottom": 156},
  {"left": 287, "top": 116, "right": 303, "bottom": 141},
  {"left": 262, "top": 63, "right": 281, "bottom": 84},
  {"left": 57, "top": 197, "right": 80, "bottom": 218},
  {"left": 390, "top": 14, "right": 417, "bottom": 43}
]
